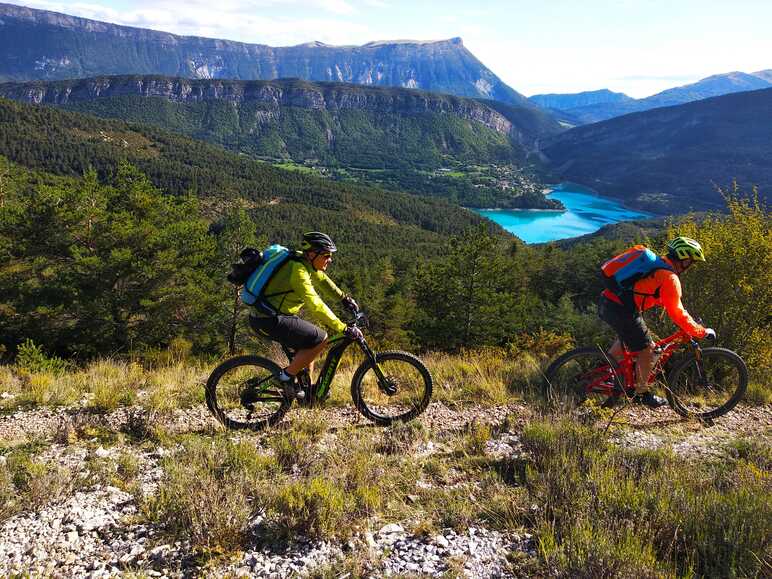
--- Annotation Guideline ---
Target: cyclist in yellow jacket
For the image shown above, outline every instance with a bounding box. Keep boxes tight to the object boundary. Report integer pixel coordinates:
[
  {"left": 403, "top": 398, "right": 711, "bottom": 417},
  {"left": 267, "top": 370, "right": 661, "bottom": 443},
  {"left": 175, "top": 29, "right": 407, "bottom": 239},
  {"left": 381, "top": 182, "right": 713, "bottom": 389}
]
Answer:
[{"left": 248, "top": 232, "right": 361, "bottom": 399}]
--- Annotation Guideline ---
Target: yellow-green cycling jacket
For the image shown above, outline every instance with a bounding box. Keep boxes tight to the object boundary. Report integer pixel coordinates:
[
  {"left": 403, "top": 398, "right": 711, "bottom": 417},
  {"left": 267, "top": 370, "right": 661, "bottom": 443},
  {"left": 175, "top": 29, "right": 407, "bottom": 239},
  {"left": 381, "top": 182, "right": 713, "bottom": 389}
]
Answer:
[{"left": 253, "top": 253, "right": 346, "bottom": 333}]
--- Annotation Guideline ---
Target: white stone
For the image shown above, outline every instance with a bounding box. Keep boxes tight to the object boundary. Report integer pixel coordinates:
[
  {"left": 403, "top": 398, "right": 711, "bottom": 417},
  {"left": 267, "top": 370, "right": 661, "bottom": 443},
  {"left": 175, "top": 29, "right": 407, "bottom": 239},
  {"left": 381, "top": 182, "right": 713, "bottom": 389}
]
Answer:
[{"left": 378, "top": 523, "right": 404, "bottom": 535}]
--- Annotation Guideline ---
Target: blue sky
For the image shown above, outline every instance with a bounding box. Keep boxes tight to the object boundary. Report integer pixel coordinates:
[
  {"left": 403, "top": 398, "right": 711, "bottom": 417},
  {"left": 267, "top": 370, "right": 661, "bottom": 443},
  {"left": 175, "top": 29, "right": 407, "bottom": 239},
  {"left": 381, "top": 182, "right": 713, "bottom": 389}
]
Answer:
[{"left": 7, "top": 0, "right": 772, "bottom": 97}]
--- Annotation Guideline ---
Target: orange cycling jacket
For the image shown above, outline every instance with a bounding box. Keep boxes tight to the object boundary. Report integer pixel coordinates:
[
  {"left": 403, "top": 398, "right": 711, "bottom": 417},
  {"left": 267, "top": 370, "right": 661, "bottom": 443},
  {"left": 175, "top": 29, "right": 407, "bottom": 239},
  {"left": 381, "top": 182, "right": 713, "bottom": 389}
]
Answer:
[{"left": 602, "top": 257, "right": 707, "bottom": 338}]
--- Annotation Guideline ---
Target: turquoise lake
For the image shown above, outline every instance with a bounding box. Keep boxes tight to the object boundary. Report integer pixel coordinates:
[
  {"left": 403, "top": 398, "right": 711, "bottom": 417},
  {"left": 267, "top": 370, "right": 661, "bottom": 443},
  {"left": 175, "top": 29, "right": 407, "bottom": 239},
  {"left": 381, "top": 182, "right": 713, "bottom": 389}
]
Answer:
[{"left": 476, "top": 189, "right": 652, "bottom": 244}]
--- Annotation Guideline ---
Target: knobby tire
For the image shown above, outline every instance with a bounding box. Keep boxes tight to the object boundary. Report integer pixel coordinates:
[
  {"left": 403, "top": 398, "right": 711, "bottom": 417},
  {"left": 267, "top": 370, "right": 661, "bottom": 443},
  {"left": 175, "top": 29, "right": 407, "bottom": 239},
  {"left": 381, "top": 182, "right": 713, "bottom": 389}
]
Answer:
[
  {"left": 205, "top": 355, "right": 291, "bottom": 430},
  {"left": 665, "top": 347, "right": 748, "bottom": 420},
  {"left": 351, "top": 350, "right": 433, "bottom": 426}
]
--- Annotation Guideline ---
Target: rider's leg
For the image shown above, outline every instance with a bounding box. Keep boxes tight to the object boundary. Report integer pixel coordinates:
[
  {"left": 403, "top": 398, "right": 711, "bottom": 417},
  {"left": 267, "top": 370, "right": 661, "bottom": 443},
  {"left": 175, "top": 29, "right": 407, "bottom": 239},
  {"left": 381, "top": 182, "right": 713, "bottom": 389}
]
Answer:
[
  {"left": 286, "top": 337, "right": 328, "bottom": 376},
  {"left": 634, "top": 342, "right": 657, "bottom": 393},
  {"left": 607, "top": 339, "right": 625, "bottom": 362},
  {"left": 249, "top": 315, "right": 327, "bottom": 390}
]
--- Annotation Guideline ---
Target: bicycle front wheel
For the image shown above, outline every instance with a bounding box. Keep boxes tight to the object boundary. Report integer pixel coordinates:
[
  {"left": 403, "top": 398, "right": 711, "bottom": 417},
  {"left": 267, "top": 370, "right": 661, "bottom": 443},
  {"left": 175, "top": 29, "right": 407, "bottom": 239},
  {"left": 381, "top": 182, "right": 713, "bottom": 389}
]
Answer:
[
  {"left": 205, "top": 355, "right": 291, "bottom": 430},
  {"left": 665, "top": 347, "right": 747, "bottom": 420},
  {"left": 544, "top": 347, "right": 622, "bottom": 412},
  {"left": 351, "top": 351, "right": 433, "bottom": 426}
]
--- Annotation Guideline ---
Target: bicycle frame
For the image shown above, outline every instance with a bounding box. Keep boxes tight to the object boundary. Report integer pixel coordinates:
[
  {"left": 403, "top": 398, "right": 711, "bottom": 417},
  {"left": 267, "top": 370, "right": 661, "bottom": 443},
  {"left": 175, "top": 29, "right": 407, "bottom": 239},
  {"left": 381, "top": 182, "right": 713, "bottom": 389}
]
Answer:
[
  {"left": 283, "top": 316, "right": 387, "bottom": 406},
  {"left": 588, "top": 329, "right": 698, "bottom": 396}
]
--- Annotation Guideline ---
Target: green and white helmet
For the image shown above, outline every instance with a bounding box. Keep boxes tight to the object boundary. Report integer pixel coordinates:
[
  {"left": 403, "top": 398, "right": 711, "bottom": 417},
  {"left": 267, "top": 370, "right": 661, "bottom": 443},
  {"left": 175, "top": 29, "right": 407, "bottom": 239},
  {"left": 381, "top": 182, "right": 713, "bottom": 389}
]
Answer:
[{"left": 667, "top": 236, "right": 705, "bottom": 261}]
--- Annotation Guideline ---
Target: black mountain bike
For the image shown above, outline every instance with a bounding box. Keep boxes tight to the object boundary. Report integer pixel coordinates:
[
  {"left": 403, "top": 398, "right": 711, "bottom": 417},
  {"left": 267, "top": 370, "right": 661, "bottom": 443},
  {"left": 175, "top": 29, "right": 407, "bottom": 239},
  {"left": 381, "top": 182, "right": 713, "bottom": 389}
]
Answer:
[{"left": 205, "top": 311, "right": 433, "bottom": 429}]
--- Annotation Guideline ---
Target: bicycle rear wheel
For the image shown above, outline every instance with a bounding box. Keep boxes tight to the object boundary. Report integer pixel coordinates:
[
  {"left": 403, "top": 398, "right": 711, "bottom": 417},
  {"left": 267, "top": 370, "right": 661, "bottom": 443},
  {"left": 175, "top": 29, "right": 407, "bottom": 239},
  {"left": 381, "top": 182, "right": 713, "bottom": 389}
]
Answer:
[
  {"left": 544, "top": 347, "right": 623, "bottom": 412},
  {"left": 351, "top": 351, "right": 432, "bottom": 426},
  {"left": 205, "top": 355, "right": 291, "bottom": 430},
  {"left": 665, "top": 347, "right": 747, "bottom": 420}
]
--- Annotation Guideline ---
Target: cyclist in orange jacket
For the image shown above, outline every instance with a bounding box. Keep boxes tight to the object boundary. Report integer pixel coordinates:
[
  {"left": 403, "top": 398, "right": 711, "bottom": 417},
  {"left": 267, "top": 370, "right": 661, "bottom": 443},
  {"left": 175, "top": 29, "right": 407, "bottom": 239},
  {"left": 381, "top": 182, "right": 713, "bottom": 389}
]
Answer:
[{"left": 599, "top": 237, "right": 715, "bottom": 407}]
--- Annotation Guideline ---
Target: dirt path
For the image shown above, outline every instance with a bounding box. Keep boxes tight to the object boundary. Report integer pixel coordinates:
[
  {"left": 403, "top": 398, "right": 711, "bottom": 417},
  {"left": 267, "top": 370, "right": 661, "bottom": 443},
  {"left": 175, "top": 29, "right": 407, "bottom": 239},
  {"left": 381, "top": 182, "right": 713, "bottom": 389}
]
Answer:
[{"left": 2, "top": 399, "right": 769, "bottom": 451}]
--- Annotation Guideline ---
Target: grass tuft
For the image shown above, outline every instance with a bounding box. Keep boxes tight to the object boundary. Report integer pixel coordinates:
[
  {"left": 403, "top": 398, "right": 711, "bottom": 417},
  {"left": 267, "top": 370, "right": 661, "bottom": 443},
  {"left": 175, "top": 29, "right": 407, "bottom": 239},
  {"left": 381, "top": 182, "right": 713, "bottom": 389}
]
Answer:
[
  {"left": 514, "top": 420, "right": 771, "bottom": 577},
  {"left": 144, "top": 436, "right": 278, "bottom": 551}
]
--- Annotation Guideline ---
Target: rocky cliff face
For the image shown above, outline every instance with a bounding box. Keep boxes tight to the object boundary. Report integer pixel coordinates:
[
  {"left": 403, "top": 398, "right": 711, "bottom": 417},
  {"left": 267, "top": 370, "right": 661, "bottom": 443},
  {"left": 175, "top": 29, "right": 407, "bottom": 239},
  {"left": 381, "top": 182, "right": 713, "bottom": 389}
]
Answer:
[
  {"left": 0, "top": 76, "right": 521, "bottom": 137},
  {"left": 0, "top": 3, "right": 531, "bottom": 108}
]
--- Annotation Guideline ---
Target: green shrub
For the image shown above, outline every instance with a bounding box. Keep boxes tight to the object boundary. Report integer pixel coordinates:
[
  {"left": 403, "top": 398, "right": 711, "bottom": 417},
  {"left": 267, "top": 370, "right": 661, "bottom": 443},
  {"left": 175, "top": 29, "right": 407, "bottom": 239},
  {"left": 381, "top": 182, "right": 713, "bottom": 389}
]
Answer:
[
  {"left": 516, "top": 420, "right": 772, "bottom": 577},
  {"left": 15, "top": 339, "right": 69, "bottom": 375},
  {"left": 272, "top": 477, "right": 345, "bottom": 540},
  {"left": 379, "top": 420, "right": 428, "bottom": 455},
  {"left": 145, "top": 437, "right": 277, "bottom": 551}
]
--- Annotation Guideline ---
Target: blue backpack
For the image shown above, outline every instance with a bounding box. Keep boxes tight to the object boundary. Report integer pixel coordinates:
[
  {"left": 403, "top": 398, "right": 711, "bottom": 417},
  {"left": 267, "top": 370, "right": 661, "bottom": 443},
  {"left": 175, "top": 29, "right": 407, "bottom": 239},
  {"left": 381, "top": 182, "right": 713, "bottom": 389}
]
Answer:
[
  {"left": 601, "top": 245, "right": 673, "bottom": 298},
  {"left": 240, "top": 245, "right": 294, "bottom": 312}
]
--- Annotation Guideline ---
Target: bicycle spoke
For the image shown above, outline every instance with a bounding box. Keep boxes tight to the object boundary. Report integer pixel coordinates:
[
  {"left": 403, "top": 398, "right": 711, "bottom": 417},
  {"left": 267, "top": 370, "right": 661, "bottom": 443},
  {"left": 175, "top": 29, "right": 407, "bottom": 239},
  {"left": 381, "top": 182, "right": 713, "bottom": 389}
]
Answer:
[{"left": 545, "top": 347, "right": 620, "bottom": 412}]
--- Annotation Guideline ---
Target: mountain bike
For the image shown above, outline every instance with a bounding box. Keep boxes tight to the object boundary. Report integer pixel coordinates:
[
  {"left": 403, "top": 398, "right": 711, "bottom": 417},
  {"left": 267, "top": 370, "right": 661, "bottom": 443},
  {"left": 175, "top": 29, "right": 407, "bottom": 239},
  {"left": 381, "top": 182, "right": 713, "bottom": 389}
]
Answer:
[
  {"left": 544, "top": 327, "right": 748, "bottom": 420},
  {"left": 205, "top": 310, "right": 433, "bottom": 430}
]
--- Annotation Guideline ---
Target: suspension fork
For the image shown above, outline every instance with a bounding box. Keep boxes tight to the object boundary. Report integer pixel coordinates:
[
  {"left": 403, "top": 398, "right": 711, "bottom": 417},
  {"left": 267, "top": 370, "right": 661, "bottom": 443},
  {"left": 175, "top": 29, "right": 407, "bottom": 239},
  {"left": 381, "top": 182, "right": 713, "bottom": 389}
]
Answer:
[
  {"left": 357, "top": 339, "right": 389, "bottom": 382},
  {"left": 689, "top": 339, "right": 707, "bottom": 383}
]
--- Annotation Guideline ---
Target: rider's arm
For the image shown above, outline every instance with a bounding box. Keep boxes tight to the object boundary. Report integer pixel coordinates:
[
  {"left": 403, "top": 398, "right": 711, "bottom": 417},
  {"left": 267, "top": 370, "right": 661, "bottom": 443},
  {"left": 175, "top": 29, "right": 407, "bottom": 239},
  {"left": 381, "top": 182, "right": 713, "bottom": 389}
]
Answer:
[
  {"left": 292, "top": 265, "right": 346, "bottom": 334},
  {"left": 659, "top": 272, "right": 707, "bottom": 338},
  {"left": 312, "top": 269, "right": 346, "bottom": 303}
]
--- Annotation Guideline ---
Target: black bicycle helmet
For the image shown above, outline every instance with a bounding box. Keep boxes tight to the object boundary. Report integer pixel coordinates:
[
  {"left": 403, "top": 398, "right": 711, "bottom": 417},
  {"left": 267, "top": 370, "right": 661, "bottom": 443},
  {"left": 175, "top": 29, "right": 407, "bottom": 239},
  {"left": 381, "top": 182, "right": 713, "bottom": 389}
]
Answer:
[{"left": 301, "top": 231, "right": 337, "bottom": 253}]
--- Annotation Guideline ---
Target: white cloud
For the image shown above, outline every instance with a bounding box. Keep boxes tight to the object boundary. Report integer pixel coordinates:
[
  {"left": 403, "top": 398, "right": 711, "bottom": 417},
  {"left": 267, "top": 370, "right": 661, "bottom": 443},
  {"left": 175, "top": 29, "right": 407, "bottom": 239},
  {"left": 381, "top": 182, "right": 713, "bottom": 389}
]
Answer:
[{"left": 6, "top": 0, "right": 377, "bottom": 44}]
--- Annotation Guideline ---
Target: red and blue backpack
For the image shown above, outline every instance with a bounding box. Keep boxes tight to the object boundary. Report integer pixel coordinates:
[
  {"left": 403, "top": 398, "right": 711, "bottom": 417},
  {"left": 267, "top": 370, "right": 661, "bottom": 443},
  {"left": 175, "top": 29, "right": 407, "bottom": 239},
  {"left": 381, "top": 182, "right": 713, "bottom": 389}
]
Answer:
[{"left": 601, "top": 245, "right": 673, "bottom": 306}]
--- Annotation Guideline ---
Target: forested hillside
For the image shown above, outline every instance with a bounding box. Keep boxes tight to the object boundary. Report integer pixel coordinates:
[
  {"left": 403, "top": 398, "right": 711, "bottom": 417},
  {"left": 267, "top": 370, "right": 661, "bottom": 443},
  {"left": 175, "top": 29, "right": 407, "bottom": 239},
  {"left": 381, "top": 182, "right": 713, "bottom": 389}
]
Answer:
[
  {"left": 542, "top": 88, "right": 772, "bottom": 213},
  {"left": 0, "top": 77, "right": 562, "bottom": 209},
  {"left": 2, "top": 95, "right": 769, "bottom": 378}
]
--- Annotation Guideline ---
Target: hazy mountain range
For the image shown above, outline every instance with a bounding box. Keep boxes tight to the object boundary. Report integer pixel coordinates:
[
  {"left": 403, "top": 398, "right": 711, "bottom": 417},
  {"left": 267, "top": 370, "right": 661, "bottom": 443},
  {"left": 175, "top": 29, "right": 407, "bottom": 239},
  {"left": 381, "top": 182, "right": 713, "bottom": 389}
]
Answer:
[
  {"left": 0, "top": 2, "right": 532, "bottom": 108},
  {"left": 533, "top": 71, "right": 772, "bottom": 124}
]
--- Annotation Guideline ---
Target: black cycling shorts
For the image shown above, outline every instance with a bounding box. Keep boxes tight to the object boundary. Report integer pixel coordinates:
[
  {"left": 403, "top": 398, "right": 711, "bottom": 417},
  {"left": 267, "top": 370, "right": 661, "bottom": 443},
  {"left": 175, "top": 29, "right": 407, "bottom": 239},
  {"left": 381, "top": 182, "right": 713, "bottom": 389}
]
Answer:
[
  {"left": 249, "top": 314, "right": 326, "bottom": 351},
  {"left": 598, "top": 296, "right": 652, "bottom": 352}
]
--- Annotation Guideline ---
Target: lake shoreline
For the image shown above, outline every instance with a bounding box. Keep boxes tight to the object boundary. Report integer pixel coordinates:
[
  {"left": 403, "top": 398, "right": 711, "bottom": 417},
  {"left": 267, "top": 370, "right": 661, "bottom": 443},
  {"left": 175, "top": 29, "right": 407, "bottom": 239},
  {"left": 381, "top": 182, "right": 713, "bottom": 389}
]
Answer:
[
  {"left": 470, "top": 207, "right": 564, "bottom": 213},
  {"left": 475, "top": 187, "right": 654, "bottom": 244}
]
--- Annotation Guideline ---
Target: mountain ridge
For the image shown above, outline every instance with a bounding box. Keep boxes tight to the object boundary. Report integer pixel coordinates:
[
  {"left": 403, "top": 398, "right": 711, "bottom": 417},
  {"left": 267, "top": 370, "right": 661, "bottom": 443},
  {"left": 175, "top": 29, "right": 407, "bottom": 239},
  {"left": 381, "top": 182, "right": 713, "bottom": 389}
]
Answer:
[
  {"left": 542, "top": 87, "right": 772, "bottom": 213},
  {"left": 0, "top": 75, "right": 563, "bottom": 209},
  {"left": 547, "top": 70, "right": 772, "bottom": 124},
  {"left": 0, "top": 3, "right": 532, "bottom": 108},
  {"left": 0, "top": 75, "right": 524, "bottom": 138}
]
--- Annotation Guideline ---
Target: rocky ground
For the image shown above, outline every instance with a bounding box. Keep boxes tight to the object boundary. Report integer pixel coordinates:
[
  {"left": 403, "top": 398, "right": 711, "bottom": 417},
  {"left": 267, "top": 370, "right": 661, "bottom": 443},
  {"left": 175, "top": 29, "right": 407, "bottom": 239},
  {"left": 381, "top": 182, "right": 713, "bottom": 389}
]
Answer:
[{"left": 1, "top": 399, "right": 769, "bottom": 577}]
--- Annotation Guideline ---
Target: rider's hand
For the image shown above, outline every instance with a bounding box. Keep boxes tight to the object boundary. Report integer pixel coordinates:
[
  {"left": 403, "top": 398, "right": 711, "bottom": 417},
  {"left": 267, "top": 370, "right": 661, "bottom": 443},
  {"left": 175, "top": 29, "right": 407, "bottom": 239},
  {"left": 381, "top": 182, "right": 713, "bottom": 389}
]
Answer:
[
  {"left": 342, "top": 295, "right": 359, "bottom": 312},
  {"left": 344, "top": 326, "right": 364, "bottom": 341},
  {"left": 704, "top": 328, "right": 716, "bottom": 342}
]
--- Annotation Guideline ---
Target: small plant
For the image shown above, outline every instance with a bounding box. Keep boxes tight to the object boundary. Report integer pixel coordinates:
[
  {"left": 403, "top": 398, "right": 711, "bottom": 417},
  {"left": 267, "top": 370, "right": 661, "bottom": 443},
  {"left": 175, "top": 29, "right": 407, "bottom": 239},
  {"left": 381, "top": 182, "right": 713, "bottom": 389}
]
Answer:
[
  {"left": 270, "top": 413, "right": 328, "bottom": 473},
  {"left": 744, "top": 379, "right": 772, "bottom": 405},
  {"left": 144, "top": 437, "right": 277, "bottom": 551},
  {"left": 379, "top": 420, "right": 428, "bottom": 455},
  {"left": 16, "top": 372, "right": 78, "bottom": 407},
  {"left": 121, "top": 408, "right": 162, "bottom": 442},
  {"left": 2, "top": 449, "right": 75, "bottom": 520},
  {"left": 0, "top": 461, "right": 17, "bottom": 520},
  {"left": 516, "top": 419, "right": 772, "bottom": 577},
  {"left": 271, "top": 477, "right": 346, "bottom": 540},
  {"left": 464, "top": 421, "right": 491, "bottom": 456},
  {"left": 144, "top": 362, "right": 205, "bottom": 414},
  {"left": 83, "top": 360, "right": 143, "bottom": 412},
  {"left": 15, "top": 339, "right": 69, "bottom": 375}
]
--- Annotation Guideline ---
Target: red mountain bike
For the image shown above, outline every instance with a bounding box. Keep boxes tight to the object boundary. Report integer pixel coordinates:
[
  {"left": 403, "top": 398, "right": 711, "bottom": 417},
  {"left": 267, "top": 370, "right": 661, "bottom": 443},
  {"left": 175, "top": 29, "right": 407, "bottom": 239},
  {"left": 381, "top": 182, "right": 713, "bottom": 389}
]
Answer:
[{"left": 544, "top": 328, "right": 748, "bottom": 420}]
